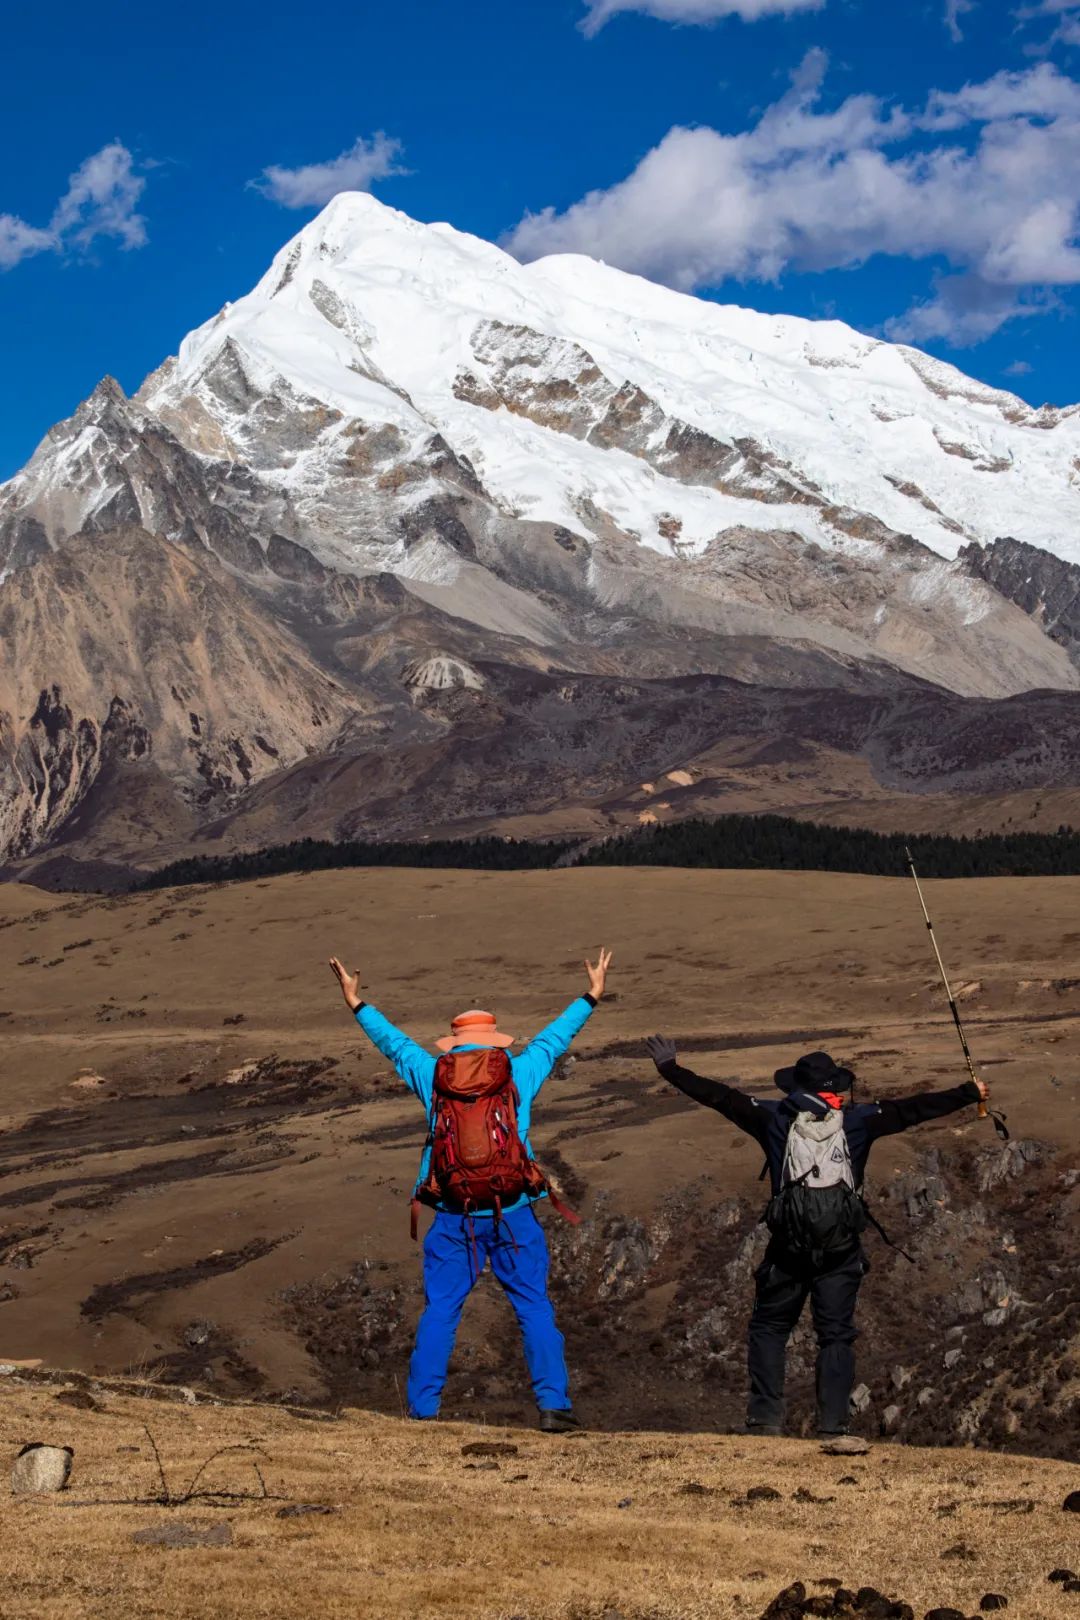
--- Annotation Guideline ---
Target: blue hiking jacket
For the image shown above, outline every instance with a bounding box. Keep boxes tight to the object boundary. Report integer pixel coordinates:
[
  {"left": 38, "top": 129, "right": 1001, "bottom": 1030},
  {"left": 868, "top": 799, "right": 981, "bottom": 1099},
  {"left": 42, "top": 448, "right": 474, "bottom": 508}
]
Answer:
[{"left": 355, "top": 995, "right": 596, "bottom": 1214}]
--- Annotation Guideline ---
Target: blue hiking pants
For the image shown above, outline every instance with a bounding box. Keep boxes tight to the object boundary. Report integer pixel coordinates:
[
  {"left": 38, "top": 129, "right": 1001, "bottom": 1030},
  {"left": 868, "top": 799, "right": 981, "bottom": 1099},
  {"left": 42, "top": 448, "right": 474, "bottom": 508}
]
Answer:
[{"left": 407, "top": 1204, "right": 571, "bottom": 1419}]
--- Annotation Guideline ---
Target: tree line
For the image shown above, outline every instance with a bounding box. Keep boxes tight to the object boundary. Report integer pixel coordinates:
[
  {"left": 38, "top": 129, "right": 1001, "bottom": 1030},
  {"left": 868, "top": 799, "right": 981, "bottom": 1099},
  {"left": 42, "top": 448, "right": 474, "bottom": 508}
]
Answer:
[{"left": 135, "top": 814, "right": 1080, "bottom": 890}]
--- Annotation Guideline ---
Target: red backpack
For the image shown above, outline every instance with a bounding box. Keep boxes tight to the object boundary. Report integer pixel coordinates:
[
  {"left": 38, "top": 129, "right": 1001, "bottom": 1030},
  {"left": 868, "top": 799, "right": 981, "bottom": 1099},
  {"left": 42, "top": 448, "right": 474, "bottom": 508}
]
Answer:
[{"left": 410, "top": 1049, "right": 579, "bottom": 1238}]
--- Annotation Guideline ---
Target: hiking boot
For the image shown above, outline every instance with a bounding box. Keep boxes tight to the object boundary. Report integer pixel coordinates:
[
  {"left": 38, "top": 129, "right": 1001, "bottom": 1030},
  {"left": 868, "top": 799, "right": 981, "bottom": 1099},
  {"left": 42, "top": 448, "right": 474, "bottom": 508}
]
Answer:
[{"left": 539, "top": 1408, "right": 582, "bottom": 1434}]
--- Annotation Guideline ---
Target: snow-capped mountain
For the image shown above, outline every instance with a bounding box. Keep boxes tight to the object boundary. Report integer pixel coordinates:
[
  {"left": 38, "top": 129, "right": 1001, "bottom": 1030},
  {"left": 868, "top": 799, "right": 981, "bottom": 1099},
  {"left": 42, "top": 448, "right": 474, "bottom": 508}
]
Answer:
[{"left": 5, "top": 194, "right": 1080, "bottom": 877}]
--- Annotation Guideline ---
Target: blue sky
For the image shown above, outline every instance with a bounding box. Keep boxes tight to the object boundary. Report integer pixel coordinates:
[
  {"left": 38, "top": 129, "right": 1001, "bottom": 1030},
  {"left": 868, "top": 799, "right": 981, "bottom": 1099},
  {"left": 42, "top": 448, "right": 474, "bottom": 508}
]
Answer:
[{"left": 3, "top": 0, "right": 1080, "bottom": 479}]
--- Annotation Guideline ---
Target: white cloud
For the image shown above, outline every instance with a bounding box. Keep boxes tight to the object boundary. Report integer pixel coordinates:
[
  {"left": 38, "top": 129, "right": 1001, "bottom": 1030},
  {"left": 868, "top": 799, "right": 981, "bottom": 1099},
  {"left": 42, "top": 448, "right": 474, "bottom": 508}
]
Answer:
[
  {"left": 0, "top": 142, "right": 146, "bottom": 272},
  {"left": 580, "top": 0, "right": 822, "bottom": 30},
  {"left": 505, "top": 57, "right": 1080, "bottom": 345},
  {"left": 253, "top": 133, "right": 405, "bottom": 209},
  {"left": 1017, "top": 0, "right": 1080, "bottom": 49},
  {"left": 944, "top": 0, "right": 975, "bottom": 41},
  {"left": 49, "top": 143, "right": 147, "bottom": 252},
  {"left": 1004, "top": 358, "right": 1034, "bottom": 374},
  {"left": 0, "top": 215, "right": 55, "bottom": 272}
]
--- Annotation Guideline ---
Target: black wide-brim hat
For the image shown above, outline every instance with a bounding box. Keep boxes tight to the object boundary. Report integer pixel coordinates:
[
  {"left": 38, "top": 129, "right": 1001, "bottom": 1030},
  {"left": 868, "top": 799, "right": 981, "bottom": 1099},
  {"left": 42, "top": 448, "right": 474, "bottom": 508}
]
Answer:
[{"left": 774, "top": 1050, "right": 855, "bottom": 1095}]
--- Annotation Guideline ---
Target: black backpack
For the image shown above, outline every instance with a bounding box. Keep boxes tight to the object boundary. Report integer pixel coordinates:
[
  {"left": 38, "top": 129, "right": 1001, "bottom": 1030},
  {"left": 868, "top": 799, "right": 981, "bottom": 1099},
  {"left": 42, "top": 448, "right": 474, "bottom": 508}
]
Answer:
[{"left": 765, "top": 1108, "right": 866, "bottom": 1263}]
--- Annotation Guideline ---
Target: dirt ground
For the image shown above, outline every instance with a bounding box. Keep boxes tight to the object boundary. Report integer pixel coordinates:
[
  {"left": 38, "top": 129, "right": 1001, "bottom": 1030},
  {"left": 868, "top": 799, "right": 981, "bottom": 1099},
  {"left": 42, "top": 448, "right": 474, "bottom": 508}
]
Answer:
[
  {"left": 1, "top": 1371, "right": 1078, "bottom": 1620},
  {"left": 1, "top": 866, "right": 1079, "bottom": 1425}
]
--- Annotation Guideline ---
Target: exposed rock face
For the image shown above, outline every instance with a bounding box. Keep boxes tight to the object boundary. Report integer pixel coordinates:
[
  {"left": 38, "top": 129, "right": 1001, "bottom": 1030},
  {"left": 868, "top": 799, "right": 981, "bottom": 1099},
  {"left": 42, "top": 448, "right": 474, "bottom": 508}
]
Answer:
[
  {"left": 961, "top": 536, "right": 1080, "bottom": 663},
  {"left": 0, "top": 528, "right": 353, "bottom": 859}
]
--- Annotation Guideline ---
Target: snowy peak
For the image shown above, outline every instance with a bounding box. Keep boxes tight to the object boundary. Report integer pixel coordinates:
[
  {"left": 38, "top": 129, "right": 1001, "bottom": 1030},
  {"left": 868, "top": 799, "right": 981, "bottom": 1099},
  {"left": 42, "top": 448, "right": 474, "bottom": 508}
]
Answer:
[
  {"left": 133, "top": 191, "right": 1080, "bottom": 569},
  {"left": 4, "top": 194, "right": 1080, "bottom": 708}
]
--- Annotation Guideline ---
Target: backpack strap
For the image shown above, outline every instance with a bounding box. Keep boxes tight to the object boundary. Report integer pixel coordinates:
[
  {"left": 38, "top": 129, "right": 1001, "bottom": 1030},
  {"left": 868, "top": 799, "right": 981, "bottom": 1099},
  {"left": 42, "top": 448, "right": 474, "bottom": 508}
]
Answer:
[
  {"left": 544, "top": 1187, "right": 581, "bottom": 1226},
  {"left": 860, "top": 1196, "right": 916, "bottom": 1266}
]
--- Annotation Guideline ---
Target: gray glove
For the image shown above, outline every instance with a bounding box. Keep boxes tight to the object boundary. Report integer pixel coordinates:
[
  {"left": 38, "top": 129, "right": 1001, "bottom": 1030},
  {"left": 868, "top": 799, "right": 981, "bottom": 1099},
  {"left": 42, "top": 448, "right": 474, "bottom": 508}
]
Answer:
[{"left": 646, "top": 1034, "right": 677, "bottom": 1071}]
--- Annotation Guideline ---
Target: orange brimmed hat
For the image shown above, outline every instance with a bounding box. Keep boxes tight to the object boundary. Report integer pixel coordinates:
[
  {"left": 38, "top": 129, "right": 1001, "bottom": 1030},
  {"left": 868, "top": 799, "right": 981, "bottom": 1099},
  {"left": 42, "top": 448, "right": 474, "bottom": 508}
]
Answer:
[{"left": 436, "top": 1009, "right": 516, "bottom": 1052}]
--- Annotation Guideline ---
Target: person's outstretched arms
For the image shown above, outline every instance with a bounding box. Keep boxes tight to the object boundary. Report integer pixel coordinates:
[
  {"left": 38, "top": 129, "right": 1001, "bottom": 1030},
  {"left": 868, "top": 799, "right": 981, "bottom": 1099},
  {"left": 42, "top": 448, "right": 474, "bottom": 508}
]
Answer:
[
  {"left": 647, "top": 1034, "right": 771, "bottom": 1144},
  {"left": 867, "top": 1075, "right": 987, "bottom": 1140},
  {"left": 329, "top": 956, "right": 435, "bottom": 1102},
  {"left": 514, "top": 948, "right": 613, "bottom": 1100}
]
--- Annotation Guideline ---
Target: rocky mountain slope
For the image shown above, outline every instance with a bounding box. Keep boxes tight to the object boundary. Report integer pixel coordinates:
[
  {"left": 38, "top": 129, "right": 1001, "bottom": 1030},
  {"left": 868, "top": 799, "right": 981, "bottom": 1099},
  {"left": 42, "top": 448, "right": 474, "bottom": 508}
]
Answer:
[{"left": 5, "top": 196, "right": 1080, "bottom": 870}]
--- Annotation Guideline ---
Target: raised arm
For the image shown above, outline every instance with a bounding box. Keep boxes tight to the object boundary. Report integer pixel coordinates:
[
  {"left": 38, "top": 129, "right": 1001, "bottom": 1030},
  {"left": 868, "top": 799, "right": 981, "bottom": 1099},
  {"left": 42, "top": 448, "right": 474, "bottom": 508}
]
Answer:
[
  {"left": 647, "top": 1035, "right": 772, "bottom": 1146},
  {"left": 868, "top": 1077, "right": 984, "bottom": 1139},
  {"left": 513, "top": 948, "right": 612, "bottom": 1100},
  {"left": 329, "top": 957, "right": 435, "bottom": 1102}
]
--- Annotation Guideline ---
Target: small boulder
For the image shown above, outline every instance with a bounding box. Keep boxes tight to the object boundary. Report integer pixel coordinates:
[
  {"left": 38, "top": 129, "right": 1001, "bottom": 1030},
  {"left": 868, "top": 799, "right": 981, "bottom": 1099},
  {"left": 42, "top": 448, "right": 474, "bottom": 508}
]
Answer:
[
  {"left": 746, "top": 1484, "right": 782, "bottom": 1501},
  {"left": 1063, "top": 1490, "right": 1080, "bottom": 1513},
  {"left": 923, "top": 1610, "right": 966, "bottom": 1620},
  {"left": 1049, "top": 1570, "right": 1077, "bottom": 1583},
  {"left": 54, "top": 1390, "right": 101, "bottom": 1413},
  {"left": 11, "top": 1443, "right": 73, "bottom": 1494},
  {"left": 979, "top": 1599, "right": 1007, "bottom": 1612},
  {"left": 822, "top": 1435, "right": 870, "bottom": 1456}
]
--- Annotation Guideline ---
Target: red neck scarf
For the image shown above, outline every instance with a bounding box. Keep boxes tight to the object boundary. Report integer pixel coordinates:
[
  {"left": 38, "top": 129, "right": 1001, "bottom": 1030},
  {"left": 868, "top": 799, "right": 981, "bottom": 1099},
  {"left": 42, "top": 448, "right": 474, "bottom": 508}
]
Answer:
[{"left": 817, "top": 1091, "right": 845, "bottom": 1110}]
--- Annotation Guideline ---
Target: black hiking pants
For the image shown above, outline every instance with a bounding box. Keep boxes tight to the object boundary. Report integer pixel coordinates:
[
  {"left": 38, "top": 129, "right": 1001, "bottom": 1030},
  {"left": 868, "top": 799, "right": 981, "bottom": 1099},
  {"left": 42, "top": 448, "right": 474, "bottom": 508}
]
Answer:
[{"left": 746, "top": 1242, "right": 867, "bottom": 1433}]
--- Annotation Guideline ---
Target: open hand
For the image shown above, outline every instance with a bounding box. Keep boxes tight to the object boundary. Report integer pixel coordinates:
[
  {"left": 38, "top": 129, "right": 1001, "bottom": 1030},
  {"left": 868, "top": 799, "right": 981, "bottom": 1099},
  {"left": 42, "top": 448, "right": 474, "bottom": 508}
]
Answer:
[
  {"left": 646, "top": 1033, "right": 677, "bottom": 1071},
  {"left": 585, "top": 947, "right": 614, "bottom": 1000},
  {"left": 329, "top": 957, "right": 363, "bottom": 1012}
]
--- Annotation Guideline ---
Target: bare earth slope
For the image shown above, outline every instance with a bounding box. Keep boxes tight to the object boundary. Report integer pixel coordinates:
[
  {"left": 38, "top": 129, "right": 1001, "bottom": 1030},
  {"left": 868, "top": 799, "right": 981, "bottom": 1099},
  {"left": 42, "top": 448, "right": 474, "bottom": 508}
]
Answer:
[
  {"left": 1, "top": 1374, "right": 1078, "bottom": 1619},
  {"left": 2, "top": 868, "right": 1080, "bottom": 1466}
]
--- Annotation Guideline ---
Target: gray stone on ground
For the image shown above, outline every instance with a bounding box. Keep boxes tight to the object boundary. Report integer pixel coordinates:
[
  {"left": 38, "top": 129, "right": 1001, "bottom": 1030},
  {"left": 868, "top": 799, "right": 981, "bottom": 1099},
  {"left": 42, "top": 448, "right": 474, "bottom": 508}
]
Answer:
[
  {"left": 821, "top": 1435, "right": 870, "bottom": 1456},
  {"left": 11, "top": 1443, "right": 73, "bottom": 1494}
]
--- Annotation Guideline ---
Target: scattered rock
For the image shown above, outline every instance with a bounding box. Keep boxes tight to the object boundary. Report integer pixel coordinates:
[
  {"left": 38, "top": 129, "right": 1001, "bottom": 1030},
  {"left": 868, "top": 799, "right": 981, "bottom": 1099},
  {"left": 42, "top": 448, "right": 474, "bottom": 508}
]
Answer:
[
  {"left": 979, "top": 1598, "right": 1008, "bottom": 1612},
  {"left": 746, "top": 1484, "right": 783, "bottom": 1501},
  {"left": 1064, "top": 1491, "right": 1080, "bottom": 1513},
  {"left": 850, "top": 1384, "right": 871, "bottom": 1414},
  {"left": 793, "top": 1487, "right": 836, "bottom": 1504},
  {"left": 924, "top": 1610, "right": 966, "bottom": 1620},
  {"left": 132, "top": 1521, "right": 233, "bottom": 1548},
  {"left": 460, "top": 1441, "right": 518, "bottom": 1458},
  {"left": 276, "top": 1503, "right": 339, "bottom": 1519},
  {"left": 53, "top": 1390, "right": 101, "bottom": 1412},
  {"left": 183, "top": 1320, "right": 216, "bottom": 1350},
  {"left": 11, "top": 1443, "right": 73, "bottom": 1494},
  {"left": 882, "top": 1405, "right": 902, "bottom": 1433},
  {"left": 616, "top": 1496, "right": 632, "bottom": 1509},
  {"left": 1049, "top": 1569, "right": 1078, "bottom": 1583},
  {"left": 821, "top": 1435, "right": 870, "bottom": 1456},
  {"left": 941, "top": 1544, "right": 977, "bottom": 1562},
  {"left": 463, "top": 1461, "right": 499, "bottom": 1471},
  {"left": 1065, "top": 1580, "right": 1080, "bottom": 1593},
  {"left": 677, "top": 1480, "right": 715, "bottom": 1496}
]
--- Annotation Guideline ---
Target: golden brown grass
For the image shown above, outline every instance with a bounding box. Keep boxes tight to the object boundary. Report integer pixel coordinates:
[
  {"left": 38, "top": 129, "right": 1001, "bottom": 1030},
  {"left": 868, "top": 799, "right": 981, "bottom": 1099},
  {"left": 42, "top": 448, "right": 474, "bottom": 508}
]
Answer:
[{"left": 1, "top": 1376, "right": 1078, "bottom": 1619}]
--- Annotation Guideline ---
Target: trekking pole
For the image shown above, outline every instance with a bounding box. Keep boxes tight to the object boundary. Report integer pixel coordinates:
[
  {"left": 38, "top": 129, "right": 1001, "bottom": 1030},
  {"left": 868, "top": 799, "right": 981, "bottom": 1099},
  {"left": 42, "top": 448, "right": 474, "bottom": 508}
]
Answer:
[{"left": 904, "top": 847, "right": 1008, "bottom": 1140}]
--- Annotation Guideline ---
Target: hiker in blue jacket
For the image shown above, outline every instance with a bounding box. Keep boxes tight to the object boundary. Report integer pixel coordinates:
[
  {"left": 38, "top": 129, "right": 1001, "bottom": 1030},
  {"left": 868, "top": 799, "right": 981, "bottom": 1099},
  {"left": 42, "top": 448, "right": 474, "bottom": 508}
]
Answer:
[
  {"left": 646, "top": 1040, "right": 986, "bottom": 1439},
  {"left": 330, "top": 948, "right": 613, "bottom": 1430}
]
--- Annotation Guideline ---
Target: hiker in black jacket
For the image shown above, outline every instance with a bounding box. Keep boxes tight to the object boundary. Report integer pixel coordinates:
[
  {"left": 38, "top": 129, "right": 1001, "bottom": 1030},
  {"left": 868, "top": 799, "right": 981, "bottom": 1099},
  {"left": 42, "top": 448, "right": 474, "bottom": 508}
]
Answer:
[{"left": 646, "top": 1040, "right": 986, "bottom": 1438}]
